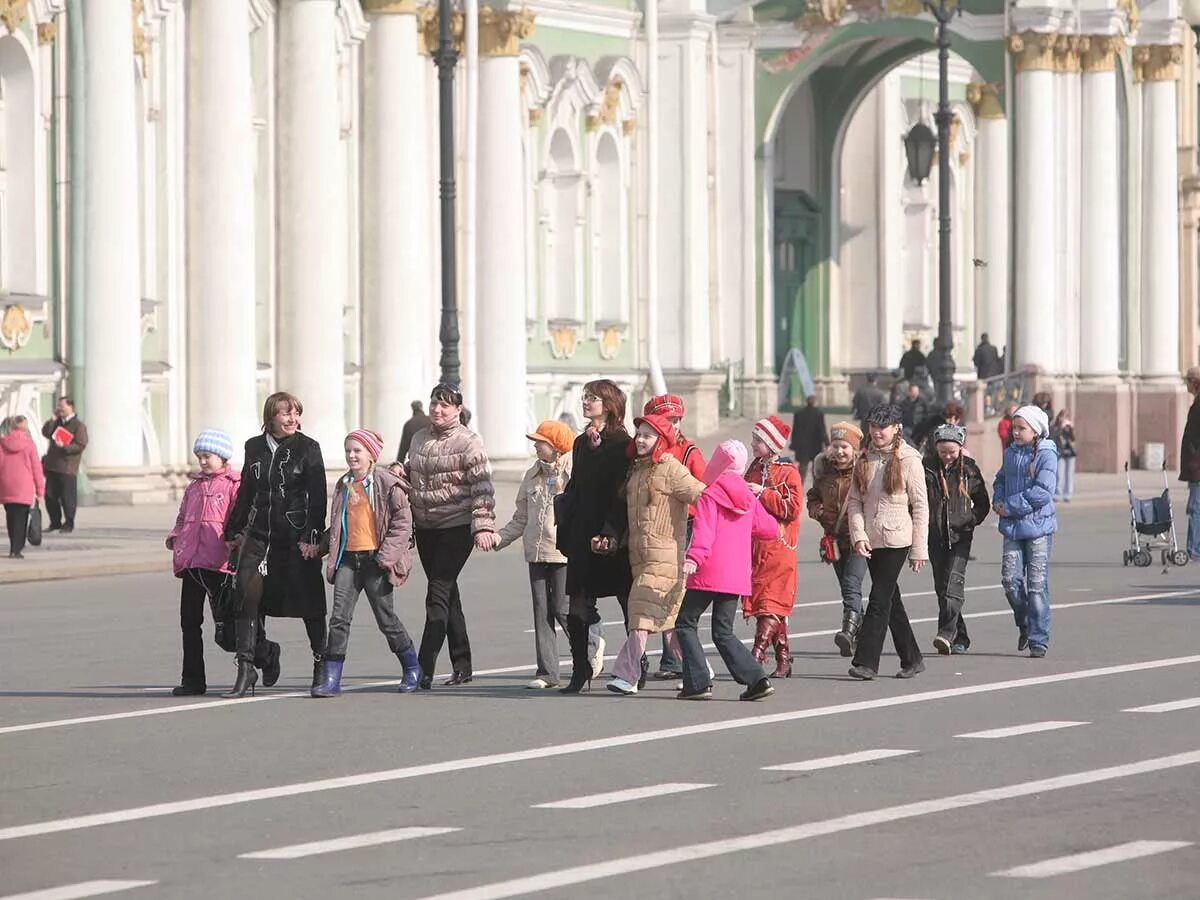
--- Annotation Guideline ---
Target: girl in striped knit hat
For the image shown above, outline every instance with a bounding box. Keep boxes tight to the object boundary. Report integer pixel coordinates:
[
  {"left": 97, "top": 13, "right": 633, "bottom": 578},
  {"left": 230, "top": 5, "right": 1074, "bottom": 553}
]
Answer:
[{"left": 743, "top": 416, "right": 803, "bottom": 678}]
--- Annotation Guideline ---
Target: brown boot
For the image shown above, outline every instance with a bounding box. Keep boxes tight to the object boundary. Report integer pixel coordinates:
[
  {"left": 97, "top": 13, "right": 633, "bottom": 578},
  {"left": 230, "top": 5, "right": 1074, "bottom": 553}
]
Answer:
[
  {"left": 751, "top": 617, "right": 774, "bottom": 665},
  {"left": 772, "top": 623, "right": 792, "bottom": 678}
]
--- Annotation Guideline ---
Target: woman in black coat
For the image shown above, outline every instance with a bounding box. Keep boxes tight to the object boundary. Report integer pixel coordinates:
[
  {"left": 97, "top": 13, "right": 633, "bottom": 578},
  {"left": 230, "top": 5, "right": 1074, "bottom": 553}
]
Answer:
[
  {"left": 222, "top": 391, "right": 328, "bottom": 698},
  {"left": 556, "top": 379, "right": 633, "bottom": 694}
]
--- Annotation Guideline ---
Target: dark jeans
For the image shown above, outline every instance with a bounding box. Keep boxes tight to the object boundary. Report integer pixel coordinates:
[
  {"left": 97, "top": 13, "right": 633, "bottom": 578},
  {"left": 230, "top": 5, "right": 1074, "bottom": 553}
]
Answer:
[
  {"left": 852, "top": 547, "right": 922, "bottom": 673},
  {"left": 675, "top": 589, "right": 767, "bottom": 693},
  {"left": 45, "top": 471, "right": 77, "bottom": 529},
  {"left": 931, "top": 537, "right": 972, "bottom": 647},
  {"left": 325, "top": 551, "right": 413, "bottom": 662},
  {"left": 180, "top": 568, "right": 276, "bottom": 687},
  {"left": 233, "top": 541, "right": 324, "bottom": 660},
  {"left": 415, "top": 525, "right": 474, "bottom": 676},
  {"left": 831, "top": 552, "right": 866, "bottom": 615},
  {"left": 4, "top": 503, "right": 30, "bottom": 555},
  {"left": 529, "top": 562, "right": 569, "bottom": 682},
  {"left": 566, "top": 592, "right": 629, "bottom": 678}
]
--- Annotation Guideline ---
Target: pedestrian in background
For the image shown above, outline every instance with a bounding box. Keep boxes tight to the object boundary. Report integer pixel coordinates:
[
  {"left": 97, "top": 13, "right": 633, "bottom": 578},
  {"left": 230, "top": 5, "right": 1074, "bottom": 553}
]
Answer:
[
  {"left": 998, "top": 403, "right": 1018, "bottom": 451},
  {"left": 165, "top": 430, "right": 239, "bottom": 696},
  {"left": 395, "top": 400, "right": 430, "bottom": 465},
  {"left": 1031, "top": 391, "right": 1054, "bottom": 422},
  {"left": 0, "top": 416, "right": 45, "bottom": 559},
  {"left": 1050, "top": 410, "right": 1077, "bottom": 502},
  {"left": 912, "top": 400, "right": 965, "bottom": 452},
  {"left": 900, "top": 382, "right": 929, "bottom": 444},
  {"left": 790, "top": 394, "right": 829, "bottom": 483},
  {"left": 973, "top": 333, "right": 1002, "bottom": 379},
  {"left": 993, "top": 405, "right": 1058, "bottom": 658},
  {"left": 852, "top": 373, "right": 887, "bottom": 423},
  {"left": 40, "top": 397, "right": 87, "bottom": 534},
  {"left": 495, "top": 420, "right": 575, "bottom": 689},
  {"left": 899, "top": 339, "right": 926, "bottom": 383},
  {"left": 1181, "top": 367, "right": 1200, "bottom": 561}
]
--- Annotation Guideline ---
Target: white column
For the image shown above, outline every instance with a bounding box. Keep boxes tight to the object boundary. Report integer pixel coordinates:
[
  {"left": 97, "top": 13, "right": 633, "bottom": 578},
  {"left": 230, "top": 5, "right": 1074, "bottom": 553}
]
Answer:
[
  {"left": 362, "top": 2, "right": 431, "bottom": 447},
  {"left": 187, "top": 0, "right": 260, "bottom": 445},
  {"left": 1011, "top": 33, "right": 1058, "bottom": 370},
  {"left": 82, "top": 0, "right": 143, "bottom": 468},
  {"left": 474, "top": 10, "right": 534, "bottom": 460},
  {"left": 276, "top": 0, "right": 345, "bottom": 456},
  {"left": 1138, "top": 45, "right": 1182, "bottom": 376},
  {"left": 968, "top": 82, "right": 1010, "bottom": 357},
  {"left": 1079, "top": 38, "right": 1122, "bottom": 376}
]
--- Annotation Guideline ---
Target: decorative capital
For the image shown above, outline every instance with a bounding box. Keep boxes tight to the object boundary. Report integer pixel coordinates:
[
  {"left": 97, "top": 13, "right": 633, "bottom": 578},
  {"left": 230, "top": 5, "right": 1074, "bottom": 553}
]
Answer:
[
  {"left": 417, "top": 7, "right": 462, "bottom": 56},
  {"left": 37, "top": 19, "right": 57, "bottom": 44},
  {"left": 0, "top": 303, "right": 33, "bottom": 352},
  {"left": 1054, "top": 34, "right": 1086, "bottom": 73},
  {"left": 0, "top": 0, "right": 28, "bottom": 35},
  {"left": 1007, "top": 30, "right": 1060, "bottom": 73},
  {"left": 1117, "top": 0, "right": 1139, "bottom": 33},
  {"left": 1133, "top": 43, "right": 1183, "bottom": 82},
  {"left": 362, "top": 0, "right": 419, "bottom": 12},
  {"left": 966, "top": 81, "right": 1004, "bottom": 119},
  {"left": 478, "top": 7, "right": 535, "bottom": 57},
  {"left": 132, "top": 0, "right": 150, "bottom": 76},
  {"left": 801, "top": 0, "right": 847, "bottom": 27},
  {"left": 1080, "top": 34, "right": 1124, "bottom": 73}
]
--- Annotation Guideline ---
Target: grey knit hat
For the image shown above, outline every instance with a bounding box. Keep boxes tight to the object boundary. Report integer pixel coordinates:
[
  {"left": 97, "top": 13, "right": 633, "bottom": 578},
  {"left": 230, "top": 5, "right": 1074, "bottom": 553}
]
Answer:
[
  {"left": 933, "top": 423, "right": 966, "bottom": 446},
  {"left": 864, "top": 403, "right": 903, "bottom": 427}
]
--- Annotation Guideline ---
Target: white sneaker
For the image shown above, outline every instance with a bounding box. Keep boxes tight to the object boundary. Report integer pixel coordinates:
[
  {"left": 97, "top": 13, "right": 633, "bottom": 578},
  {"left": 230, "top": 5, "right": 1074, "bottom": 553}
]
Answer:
[
  {"left": 589, "top": 636, "right": 606, "bottom": 678},
  {"left": 675, "top": 661, "right": 715, "bottom": 691},
  {"left": 606, "top": 677, "right": 637, "bottom": 695},
  {"left": 526, "top": 677, "right": 557, "bottom": 689}
]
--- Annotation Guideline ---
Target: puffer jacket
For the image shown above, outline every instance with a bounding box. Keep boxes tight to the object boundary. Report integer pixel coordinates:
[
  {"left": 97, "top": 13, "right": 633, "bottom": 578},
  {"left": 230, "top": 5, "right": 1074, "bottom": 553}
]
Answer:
[
  {"left": 848, "top": 441, "right": 930, "bottom": 560},
  {"left": 806, "top": 453, "right": 854, "bottom": 552},
  {"left": 685, "top": 473, "right": 778, "bottom": 596},
  {"left": 405, "top": 422, "right": 496, "bottom": 534},
  {"left": 616, "top": 454, "right": 705, "bottom": 632},
  {"left": 169, "top": 468, "right": 240, "bottom": 576},
  {"left": 0, "top": 430, "right": 45, "bottom": 505},
  {"left": 993, "top": 438, "right": 1059, "bottom": 540},
  {"left": 744, "top": 457, "right": 802, "bottom": 619},
  {"left": 326, "top": 466, "right": 413, "bottom": 586},
  {"left": 924, "top": 453, "right": 990, "bottom": 550},
  {"left": 496, "top": 455, "right": 571, "bottom": 563}
]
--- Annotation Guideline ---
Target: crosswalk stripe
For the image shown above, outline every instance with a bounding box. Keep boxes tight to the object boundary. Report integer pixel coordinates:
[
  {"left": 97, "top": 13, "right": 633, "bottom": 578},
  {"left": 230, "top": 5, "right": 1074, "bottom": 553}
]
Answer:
[
  {"left": 1124, "top": 697, "right": 1200, "bottom": 713},
  {"left": 0, "top": 881, "right": 157, "bottom": 900},
  {"left": 763, "top": 749, "right": 917, "bottom": 772},
  {"left": 991, "top": 840, "right": 1193, "bottom": 878},
  {"left": 533, "top": 783, "right": 714, "bottom": 809},
  {"left": 955, "top": 720, "right": 1089, "bottom": 740},
  {"left": 239, "top": 827, "right": 460, "bottom": 860}
]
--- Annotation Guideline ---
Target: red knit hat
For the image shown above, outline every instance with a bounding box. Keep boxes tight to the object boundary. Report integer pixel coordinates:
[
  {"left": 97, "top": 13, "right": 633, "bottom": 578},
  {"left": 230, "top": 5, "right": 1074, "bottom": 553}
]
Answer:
[
  {"left": 753, "top": 416, "right": 791, "bottom": 455},
  {"left": 643, "top": 394, "right": 686, "bottom": 418},
  {"left": 631, "top": 413, "right": 676, "bottom": 461}
]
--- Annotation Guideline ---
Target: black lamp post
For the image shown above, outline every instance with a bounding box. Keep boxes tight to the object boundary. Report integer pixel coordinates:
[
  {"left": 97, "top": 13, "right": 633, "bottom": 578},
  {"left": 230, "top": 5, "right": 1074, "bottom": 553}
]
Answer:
[
  {"left": 904, "top": 0, "right": 958, "bottom": 405},
  {"left": 433, "top": 0, "right": 460, "bottom": 385}
]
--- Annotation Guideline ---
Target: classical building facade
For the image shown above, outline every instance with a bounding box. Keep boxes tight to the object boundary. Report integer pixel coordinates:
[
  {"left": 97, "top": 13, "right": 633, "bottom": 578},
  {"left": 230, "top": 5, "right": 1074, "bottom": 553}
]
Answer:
[{"left": 0, "top": 0, "right": 1195, "bottom": 500}]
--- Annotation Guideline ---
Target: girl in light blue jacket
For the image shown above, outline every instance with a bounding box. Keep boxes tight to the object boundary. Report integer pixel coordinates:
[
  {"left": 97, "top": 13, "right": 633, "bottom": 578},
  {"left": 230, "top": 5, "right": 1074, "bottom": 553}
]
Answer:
[{"left": 992, "top": 405, "right": 1058, "bottom": 658}]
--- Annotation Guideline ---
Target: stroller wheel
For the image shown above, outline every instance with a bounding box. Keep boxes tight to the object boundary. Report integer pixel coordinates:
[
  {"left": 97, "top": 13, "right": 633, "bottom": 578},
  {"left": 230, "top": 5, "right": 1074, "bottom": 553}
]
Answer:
[
  {"left": 1172, "top": 550, "right": 1190, "bottom": 567},
  {"left": 1134, "top": 549, "right": 1153, "bottom": 568}
]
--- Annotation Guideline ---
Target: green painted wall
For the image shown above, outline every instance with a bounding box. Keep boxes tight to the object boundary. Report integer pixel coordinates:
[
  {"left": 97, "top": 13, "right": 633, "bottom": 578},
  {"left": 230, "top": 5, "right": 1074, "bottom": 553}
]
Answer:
[{"left": 531, "top": 26, "right": 632, "bottom": 62}]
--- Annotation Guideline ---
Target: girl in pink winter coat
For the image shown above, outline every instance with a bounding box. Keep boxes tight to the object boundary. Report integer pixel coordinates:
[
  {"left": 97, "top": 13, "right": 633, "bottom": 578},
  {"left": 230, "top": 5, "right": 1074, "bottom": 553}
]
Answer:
[
  {"left": 165, "top": 430, "right": 241, "bottom": 696},
  {"left": 674, "top": 440, "right": 779, "bottom": 701},
  {"left": 0, "top": 416, "right": 46, "bottom": 559}
]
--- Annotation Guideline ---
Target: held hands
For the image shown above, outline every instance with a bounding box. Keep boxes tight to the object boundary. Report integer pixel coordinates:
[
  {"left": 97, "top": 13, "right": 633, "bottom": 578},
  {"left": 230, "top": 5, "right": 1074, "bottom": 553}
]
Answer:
[
  {"left": 682, "top": 559, "right": 698, "bottom": 577},
  {"left": 909, "top": 558, "right": 927, "bottom": 574},
  {"left": 474, "top": 531, "right": 498, "bottom": 552},
  {"left": 853, "top": 540, "right": 872, "bottom": 559},
  {"left": 298, "top": 542, "right": 320, "bottom": 560},
  {"left": 590, "top": 535, "right": 611, "bottom": 554}
]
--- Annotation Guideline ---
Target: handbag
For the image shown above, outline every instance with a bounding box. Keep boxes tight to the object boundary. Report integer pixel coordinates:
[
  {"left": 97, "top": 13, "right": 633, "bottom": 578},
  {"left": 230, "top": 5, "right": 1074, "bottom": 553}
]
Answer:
[
  {"left": 819, "top": 534, "right": 840, "bottom": 564},
  {"left": 27, "top": 501, "right": 43, "bottom": 547}
]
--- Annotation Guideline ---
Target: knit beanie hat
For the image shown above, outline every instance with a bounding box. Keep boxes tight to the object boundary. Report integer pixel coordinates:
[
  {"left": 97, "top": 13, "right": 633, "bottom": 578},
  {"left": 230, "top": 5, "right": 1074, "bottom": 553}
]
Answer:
[
  {"left": 700, "top": 439, "right": 749, "bottom": 485},
  {"left": 1013, "top": 405, "right": 1049, "bottom": 438},
  {"left": 753, "top": 416, "right": 791, "bottom": 455},
  {"left": 933, "top": 423, "right": 966, "bottom": 446},
  {"left": 828, "top": 421, "right": 863, "bottom": 450},
  {"left": 864, "top": 403, "right": 904, "bottom": 427},
  {"left": 526, "top": 420, "right": 575, "bottom": 455},
  {"left": 346, "top": 428, "right": 385, "bottom": 461},
  {"left": 193, "top": 429, "right": 234, "bottom": 461},
  {"left": 643, "top": 394, "right": 686, "bottom": 419}
]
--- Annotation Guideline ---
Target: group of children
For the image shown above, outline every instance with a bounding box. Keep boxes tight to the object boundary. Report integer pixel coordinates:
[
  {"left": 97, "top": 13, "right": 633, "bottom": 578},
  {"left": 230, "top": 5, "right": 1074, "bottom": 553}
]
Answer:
[{"left": 165, "top": 395, "right": 1060, "bottom": 697}]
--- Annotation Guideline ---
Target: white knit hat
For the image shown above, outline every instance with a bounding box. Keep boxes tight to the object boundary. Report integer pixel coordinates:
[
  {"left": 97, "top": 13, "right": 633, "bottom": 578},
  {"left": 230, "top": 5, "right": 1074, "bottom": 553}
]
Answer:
[{"left": 1013, "top": 405, "right": 1049, "bottom": 438}]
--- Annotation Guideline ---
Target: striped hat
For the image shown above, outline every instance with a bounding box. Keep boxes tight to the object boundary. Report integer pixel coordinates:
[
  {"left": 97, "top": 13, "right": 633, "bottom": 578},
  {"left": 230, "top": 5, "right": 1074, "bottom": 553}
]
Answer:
[
  {"left": 193, "top": 429, "right": 234, "bottom": 461},
  {"left": 643, "top": 394, "right": 686, "bottom": 418},
  {"left": 753, "top": 416, "right": 790, "bottom": 455},
  {"left": 346, "top": 428, "right": 385, "bottom": 461}
]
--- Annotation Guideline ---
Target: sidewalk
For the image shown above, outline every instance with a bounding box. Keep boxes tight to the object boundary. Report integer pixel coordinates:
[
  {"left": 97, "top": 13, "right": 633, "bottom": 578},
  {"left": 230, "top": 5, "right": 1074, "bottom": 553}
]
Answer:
[{"left": 0, "top": 420, "right": 1190, "bottom": 585}]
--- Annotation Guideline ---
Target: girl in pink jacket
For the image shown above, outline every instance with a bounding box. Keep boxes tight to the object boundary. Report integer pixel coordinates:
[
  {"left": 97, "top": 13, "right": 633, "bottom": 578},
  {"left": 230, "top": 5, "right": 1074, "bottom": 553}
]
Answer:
[
  {"left": 0, "top": 416, "right": 46, "bottom": 559},
  {"left": 165, "top": 430, "right": 241, "bottom": 696},
  {"left": 674, "top": 440, "right": 779, "bottom": 701}
]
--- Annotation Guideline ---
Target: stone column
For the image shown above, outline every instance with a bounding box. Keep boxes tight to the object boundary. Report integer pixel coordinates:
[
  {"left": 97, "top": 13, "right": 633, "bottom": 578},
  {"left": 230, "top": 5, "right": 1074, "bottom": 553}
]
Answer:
[
  {"left": 1009, "top": 31, "right": 1059, "bottom": 372},
  {"left": 967, "top": 82, "right": 1009, "bottom": 359},
  {"left": 187, "top": 0, "right": 260, "bottom": 447},
  {"left": 81, "top": 0, "right": 143, "bottom": 469},
  {"left": 276, "top": 0, "right": 345, "bottom": 457},
  {"left": 473, "top": 9, "right": 535, "bottom": 461},
  {"left": 362, "top": 0, "right": 431, "bottom": 450}
]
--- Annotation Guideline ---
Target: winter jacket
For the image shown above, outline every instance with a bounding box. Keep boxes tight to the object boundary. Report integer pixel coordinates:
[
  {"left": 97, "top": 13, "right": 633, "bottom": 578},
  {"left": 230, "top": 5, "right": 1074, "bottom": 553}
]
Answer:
[
  {"left": 900, "top": 396, "right": 929, "bottom": 435},
  {"left": 1183, "top": 393, "right": 1200, "bottom": 483},
  {"left": 40, "top": 416, "right": 88, "bottom": 475},
  {"left": 405, "top": 423, "right": 496, "bottom": 534},
  {"left": 1050, "top": 422, "right": 1076, "bottom": 459},
  {"left": 998, "top": 416, "right": 1013, "bottom": 450},
  {"left": 806, "top": 453, "right": 854, "bottom": 552},
  {"left": 993, "top": 438, "right": 1059, "bottom": 541},
  {"left": 790, "top": 406, "right": 829, "bottom": 463},
  {"left": 686, "top": 474, "right": 778, "bottom": 596},
  {"left": 168, "top": 468, "right": 240, "bottom": 576},
  {"left": 744, "top": 457, "right": 802, "bottom": 618},
  {"left": 497, "top": 455, "right": 571, "bottom": 564},
  {"left": 848, "top": 441, "right": 930, "bottom": 560},
  {"left": 396, "top": 411, "right": 431, "bottom": 464},
  {"left": 617, "top": 454, "right": 705, "bottom": 632},
  {"left": 558, "top": 427, "right": 633, "bottom": 599},
  {"left": 224, "top": 431, "right": 328, "bottom": 619},
  {"left": 668, "top": 437, "right": 706, "bottom": 519},
  {"left": 326, "top": 466, "right": 412, "bottom": 586},
  {"left": 0, "top": 430, "right": 46, "bottom": 505},
  {"left": 923, "top": 453, "right": 990, "bottom": 550}
]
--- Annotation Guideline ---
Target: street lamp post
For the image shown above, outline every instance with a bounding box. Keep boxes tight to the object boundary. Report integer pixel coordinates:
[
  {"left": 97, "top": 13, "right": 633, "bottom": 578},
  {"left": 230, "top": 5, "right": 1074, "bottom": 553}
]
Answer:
[{"left": 433, "top": 0, "right": 461, "bottom": 385}]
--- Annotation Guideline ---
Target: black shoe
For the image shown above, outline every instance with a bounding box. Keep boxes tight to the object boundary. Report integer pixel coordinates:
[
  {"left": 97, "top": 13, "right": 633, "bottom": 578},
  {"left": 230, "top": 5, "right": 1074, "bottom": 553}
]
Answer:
[
  {"left": 172, "top": 684, "right": 206, "bottom": 696},
  {"left": 676, "top": 686, "right": 712, "bottom": 700},
  {"left": 261, "top": 642, "right": 282, "bottom": 688},
  {"left": 932, "top": 635, "right": 952, "bottom": 655},
  {"left": 8, "top": 552, "right": 23, "bottom": 559},
  {"left": 1017, "top": 631, "right": 1029, "bottom": 652},
  {"left": 848, "top": 665, "right": 876, "bottom": 680},
  {"left": 1029, "top": 645, "right": 1047, "bottom": 659},
  {"left": 445, "top": 671, "right": 473, "bottom": 686},
  {"left": 739, "top": 677, "right": 774, "bottom": 701},
  {"left": 61, "top": 525, "right": 74, "bottom": 534},
  {"left": 896, "top": 659, "right": 926, "bottom": 679},
  {"left": 637, "top": 654, "right": 649, "bottom": 691},
  {"left": 310, "top": 654, "right": 323, "bottom": 693},
  {"left": 559, "top": 673, "right": 592, "bottom": 694},
  {"left": 418, "top": 674, "right": 434, "bottom": 690},
  {"left": 45, "top": 523, "right": 61, "bottom": 532},
  {"left": 834, "top": 610, "right": 862, "bottom": 658},
  {"left": 221, "top": 661, "right": 258, "bottom": 698}
]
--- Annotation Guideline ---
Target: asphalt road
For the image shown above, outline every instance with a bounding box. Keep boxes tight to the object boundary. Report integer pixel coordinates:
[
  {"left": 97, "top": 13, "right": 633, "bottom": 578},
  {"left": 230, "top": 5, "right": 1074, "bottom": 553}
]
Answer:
[{"left": 3, "top": 501, "right": 1200, "bottom": 900}]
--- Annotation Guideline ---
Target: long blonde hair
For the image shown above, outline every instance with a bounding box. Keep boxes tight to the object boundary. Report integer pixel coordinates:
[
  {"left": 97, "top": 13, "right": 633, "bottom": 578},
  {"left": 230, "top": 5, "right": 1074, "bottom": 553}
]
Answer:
[{"left": 855, "top": 433, "right": 905, "bottom": 496}]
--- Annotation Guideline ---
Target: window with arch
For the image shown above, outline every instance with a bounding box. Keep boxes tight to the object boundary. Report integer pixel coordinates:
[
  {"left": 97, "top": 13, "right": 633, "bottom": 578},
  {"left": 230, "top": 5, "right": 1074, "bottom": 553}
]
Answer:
[
  {"left": 0, "top": 36, "right": 36, "bottom": 294},
  {"left": 541, "top": 128, "right": 582, "bottom": 321},
  {"left": 591, "top": 132, "right": 627, "bottom": 324}
]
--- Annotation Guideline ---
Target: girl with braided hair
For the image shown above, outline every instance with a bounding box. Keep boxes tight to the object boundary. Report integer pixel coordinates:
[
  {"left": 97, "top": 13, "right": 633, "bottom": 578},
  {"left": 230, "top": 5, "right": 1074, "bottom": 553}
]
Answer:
[{"left": 846, "top": 403, "right": 929, "bottom": 680}]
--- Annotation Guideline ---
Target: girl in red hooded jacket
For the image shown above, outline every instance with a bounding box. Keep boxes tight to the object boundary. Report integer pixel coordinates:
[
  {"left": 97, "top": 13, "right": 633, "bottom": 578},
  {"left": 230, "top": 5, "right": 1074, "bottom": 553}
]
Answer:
[{"left": 744, "top": 416, "right": 802, "bottom": 677}]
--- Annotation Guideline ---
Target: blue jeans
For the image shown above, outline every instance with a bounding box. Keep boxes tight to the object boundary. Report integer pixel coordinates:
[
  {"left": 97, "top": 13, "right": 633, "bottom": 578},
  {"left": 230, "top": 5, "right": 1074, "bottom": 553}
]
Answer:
[
  {"left": 1001, "top": 536, "right": 1053, "bottom": 649},
  {"left": 1188, "top": 482, "right": 1200, "bottom": 560}
]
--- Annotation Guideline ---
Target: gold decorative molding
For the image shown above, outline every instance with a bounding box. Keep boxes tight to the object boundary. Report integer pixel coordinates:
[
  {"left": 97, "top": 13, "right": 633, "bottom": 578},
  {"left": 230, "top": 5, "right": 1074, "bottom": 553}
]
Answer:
[
  {"left": 0, "top": 0, "right": 28, "bottom": 35},
  {"left": 586, "top": 78, "right": 624, "bottom": 131},
  {"left": 478, "top": 7, "right": 535, "bottom": 57},
  {"left": 802, "top": 0, "right": 847, "bottom": 26},
  {"left": 417, "top": 7, "right": 462, "bottom": 56},
  {"left": 622, "top": 116, "right": 637, "bottom": 136},
  {"left": 966, "top": 81, "right": 1004, "bottom": 119},
  {"left": 886, "top": 0, "right": 924, "bottom": 16},
  {"left": 37, "top": 19, "right": 57, "bottom": 45},
  {"left": 1055, "top": 34, "right": 1085, "bottom": 73},
  {"left": 1133, "top": 43, "right": 1183, "bottom": 82},
  {"left": 547, "top": 323, "right": 579, "bottom": 360},
  {"left": 0, "top": 304, "right": 33, "bottom": 352},
  {"left": 362, "top": 0, "right": 419, "bottom": 12},
  {"left": 1117, "top": 0, "right": 1139, "bottom": 33},
  {"left": 1080, "top": 34, "right": 1124, "bottom": 73},
  {"left": 597, "top": 325, "right": 624, "bottom": 361},
  {"left": 528, "top": 107, "right": 543, "bottom": 126},
  {"left": 1008, "top": 30, "right": 1084, "bottom": 73},
  {"left": 132, "top": 0, "right": 150, "bottom": 76}
]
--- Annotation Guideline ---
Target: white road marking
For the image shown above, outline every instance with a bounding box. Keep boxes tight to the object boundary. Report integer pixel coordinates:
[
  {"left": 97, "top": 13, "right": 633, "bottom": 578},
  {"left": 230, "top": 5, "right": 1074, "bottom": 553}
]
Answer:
[
  {"left": 239, "top": 826, "right": 460, "bottom": 860},
  {"left": 0, "top": 881, "right": 156, "bottom": 900},
  {"left": 1, "top": 588, "right": 1192, "bottom": 737},
  {"left": 410, "top": 750, "right": 1200, "bottom": 900},
  {"left": 533, "top": 783, "right": 713, "bottom": 809},
  {"left": 991, "top": 840, "right": 1193, "bottom": 879},
  {"left": 956, "top": 721, "right": 1090, "bottom": 740},
  {"left": 1124, "top": 697, "right": 1200, "bottom": 713},
  {"left": 2, "top": 653, "right": 1197, "bottom": 843},
  {"left": 763, "top": 749, "right": 917, "bottom": 772}
]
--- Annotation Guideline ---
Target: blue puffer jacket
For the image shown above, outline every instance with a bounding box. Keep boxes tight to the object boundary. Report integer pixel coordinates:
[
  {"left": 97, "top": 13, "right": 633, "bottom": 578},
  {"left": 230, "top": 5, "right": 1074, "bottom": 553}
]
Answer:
[{"left": 992, "top": 438, "right": 1059, "bottom": 541}]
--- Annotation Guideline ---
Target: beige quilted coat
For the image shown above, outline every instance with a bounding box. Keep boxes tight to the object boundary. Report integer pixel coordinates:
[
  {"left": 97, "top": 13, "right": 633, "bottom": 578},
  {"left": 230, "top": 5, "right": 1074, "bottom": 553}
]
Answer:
[
  {"left": 619, "top": 454, "right": 706, "bottom": 632},
  {"left": 847, "top": 441, "right": 930, "bottom": 561},
  {"left": 496, "top": 456, "right": 571, "bottom": 563},
  {"left": 405, "top": 423, "right": 496, "bottom": 534}
]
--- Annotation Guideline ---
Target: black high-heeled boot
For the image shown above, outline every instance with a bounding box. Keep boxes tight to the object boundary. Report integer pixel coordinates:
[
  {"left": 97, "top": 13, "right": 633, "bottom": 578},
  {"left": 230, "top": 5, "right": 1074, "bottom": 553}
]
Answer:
[
  {"left": 559, "top": 618, "right": 592, "bottom": 694},
  {"left": 222, "top": 619, "right": 259, "bottom": 698}
]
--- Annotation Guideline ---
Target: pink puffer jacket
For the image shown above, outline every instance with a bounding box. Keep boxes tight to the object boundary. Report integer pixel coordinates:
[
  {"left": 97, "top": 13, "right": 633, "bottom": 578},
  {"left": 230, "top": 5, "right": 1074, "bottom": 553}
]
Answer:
[
  {"left": 0, "top": 430, "right": 45, "bottom": 505},
  {"left": 168, "top": 468, "right": 240, "bottom": 575},
  {"left": 685, "top": 473, "right": 778, "bottom": 597}
]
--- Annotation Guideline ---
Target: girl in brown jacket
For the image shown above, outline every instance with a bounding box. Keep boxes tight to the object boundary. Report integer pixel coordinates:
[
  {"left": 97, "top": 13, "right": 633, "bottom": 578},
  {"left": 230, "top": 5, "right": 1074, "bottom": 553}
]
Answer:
[{"left": 603, "top": 414, "right": 706, "bottom": 695}]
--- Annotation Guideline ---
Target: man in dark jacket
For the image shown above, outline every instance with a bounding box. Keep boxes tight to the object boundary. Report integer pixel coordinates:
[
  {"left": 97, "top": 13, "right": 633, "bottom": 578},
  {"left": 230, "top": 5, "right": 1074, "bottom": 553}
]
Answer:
[
  {"left": 1182, "top": 367, "right": 1200, "bottom": 560},
  {"left": 396, "top": 400, "right": 431, "bottom": 464},
  {"left": 899, "top": 339, "right": 927, "bottom": 383},
  {"left": 851, "top": 373, "right": 887, "bottom": 422},
  {"left": 790, "top": 395, "right": 829, "bottom": 482},
  {"left": 973, "top": 334, "right": 1002, "bottom": 379},
  {"left": 41, "top": 397, "right": 88, "bottom": 533},
  {"left": 900, "top": 383, "right": 929, "bottom": 444}
]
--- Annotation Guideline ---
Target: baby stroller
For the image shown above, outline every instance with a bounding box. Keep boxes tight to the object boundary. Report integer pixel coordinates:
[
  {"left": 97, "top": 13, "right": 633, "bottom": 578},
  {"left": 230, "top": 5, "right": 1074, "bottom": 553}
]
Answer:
[{"left": 1122, "top": 463, "right": 1189, "bottom": 568}]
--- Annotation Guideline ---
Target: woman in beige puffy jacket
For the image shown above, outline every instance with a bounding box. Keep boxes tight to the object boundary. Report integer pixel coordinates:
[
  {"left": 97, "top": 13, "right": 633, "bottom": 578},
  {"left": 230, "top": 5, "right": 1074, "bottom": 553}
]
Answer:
[{"left": 846, "top": 403, "right": 928, "bottom": 681}]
